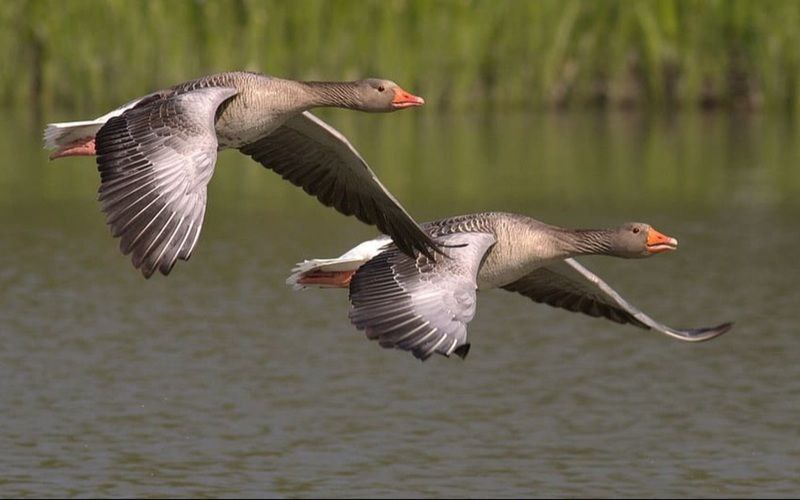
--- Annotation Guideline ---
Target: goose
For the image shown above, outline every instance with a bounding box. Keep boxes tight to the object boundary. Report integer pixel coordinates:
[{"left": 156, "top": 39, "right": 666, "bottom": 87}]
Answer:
[
  {"left": 287, "top": 212, "right": 733, "bottom": 360},
  {"left": 43, "top": 71, "right": 435, "bottom": 277}
]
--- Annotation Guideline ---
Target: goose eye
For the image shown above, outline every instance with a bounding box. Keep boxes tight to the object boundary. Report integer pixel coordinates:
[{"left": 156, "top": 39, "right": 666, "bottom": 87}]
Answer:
[
  {"left": 632, "top": 227, "right": 640, "bottom": 234},
  {"left": 377, "top": 85, "right": 385, "bottom": 92}
]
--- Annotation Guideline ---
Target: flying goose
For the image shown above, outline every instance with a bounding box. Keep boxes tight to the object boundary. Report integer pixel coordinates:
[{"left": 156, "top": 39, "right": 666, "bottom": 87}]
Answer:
[
  {"left": 44, "top": 71, "right": 435, "bottom": 277},
  {"left": 287, "top": 212, "right": 733, "bottom": 360}
]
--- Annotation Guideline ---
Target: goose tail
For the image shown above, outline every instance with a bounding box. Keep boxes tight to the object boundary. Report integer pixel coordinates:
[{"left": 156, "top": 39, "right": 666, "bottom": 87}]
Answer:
[
  {"left": 44, "top": 96, "right": 146, "bottom": 154},
  {"left": 43, "top": 120, "right": 106, "bottom": 151},
  {"left": 286, "top": 235, "right": 392, "bottom": 290}
]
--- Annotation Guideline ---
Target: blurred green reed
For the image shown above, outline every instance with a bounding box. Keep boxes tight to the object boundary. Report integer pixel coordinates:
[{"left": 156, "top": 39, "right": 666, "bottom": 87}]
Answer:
[{"left": 2, "top": 0, "right": 800, "bottom": 115}]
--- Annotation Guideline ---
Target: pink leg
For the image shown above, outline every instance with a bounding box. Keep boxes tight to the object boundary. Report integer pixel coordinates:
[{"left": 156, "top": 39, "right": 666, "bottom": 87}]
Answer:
[
  {"left": 298, "top": 270, "right": 356, "bottom": 288},
  {"left": 49, "top": 137, "right": 96, "bottom": 160}
]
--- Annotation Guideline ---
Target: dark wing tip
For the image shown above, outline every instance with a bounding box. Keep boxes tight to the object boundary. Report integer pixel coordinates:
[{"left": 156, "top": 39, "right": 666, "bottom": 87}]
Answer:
[
  {"left": 453, "top": 343, "right": 471, "bottom": 359},
  {"left": 673, "top": 321, "right": 734, "bottom": 342},
  {"left": 397, "top": 234, "right": 462, "bottom": 261},
  {"left": 391, "top": 226, "right": 442, "bottom": 261}
]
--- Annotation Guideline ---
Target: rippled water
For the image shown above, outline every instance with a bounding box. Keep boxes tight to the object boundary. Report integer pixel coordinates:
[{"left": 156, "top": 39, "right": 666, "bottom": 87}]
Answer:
[{"left": 1, "top": 110, "right": 799, "bottom": 497}]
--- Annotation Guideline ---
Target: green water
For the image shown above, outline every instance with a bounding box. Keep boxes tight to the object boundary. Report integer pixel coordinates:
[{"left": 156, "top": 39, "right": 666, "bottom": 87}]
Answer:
[{"left": 1, "top": 108, "right": 799, "bottom": 497}]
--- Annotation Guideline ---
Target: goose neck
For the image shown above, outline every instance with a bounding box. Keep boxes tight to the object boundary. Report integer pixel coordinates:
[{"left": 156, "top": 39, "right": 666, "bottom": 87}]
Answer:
[
  {"left": 555, "top": 228, "right": 616, "bottom": 257},
  {"left": 301, "top": 81, "right": 362, "bottom": 109}
]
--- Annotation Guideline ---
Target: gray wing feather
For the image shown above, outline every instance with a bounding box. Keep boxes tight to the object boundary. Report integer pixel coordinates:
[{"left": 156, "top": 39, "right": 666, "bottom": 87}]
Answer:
[
  {"left": 503, "top": 258, "right": 732, "bottom": 342},
  {"left": 95, "top": 86, "right": 237, "bottom": 277},
  {"left": 238, "top": 111, "right": 438, "bottom": 259},
  {"left": 349, "top": 232, "right": 496, "bottom": 360}
]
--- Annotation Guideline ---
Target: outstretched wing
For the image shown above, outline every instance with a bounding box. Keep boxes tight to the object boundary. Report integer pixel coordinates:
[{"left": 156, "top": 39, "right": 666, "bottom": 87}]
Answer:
[
  {"left": 95, "top": 86, "right": 237, "bottom": 277},
  {"left": 238, "top": 111, "right": 439, "bottom": 259},
  {"left": 502, "top": 258, "right": 732, "bottom": 341},
  {"left": 349, "top": 232, "right": 496, "bottom": 360}
]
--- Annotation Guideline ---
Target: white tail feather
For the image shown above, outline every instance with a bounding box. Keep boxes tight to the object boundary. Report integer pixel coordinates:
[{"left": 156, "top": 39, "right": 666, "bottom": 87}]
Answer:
[
  {"left": 286, "top": 235, "right": 392, "bottom": 290},
  {"left": 43, "top": 96, "right": 145, "bottom": 150},
  {"left": 43, "top": 121, "right": 105, "bottom": 150}
]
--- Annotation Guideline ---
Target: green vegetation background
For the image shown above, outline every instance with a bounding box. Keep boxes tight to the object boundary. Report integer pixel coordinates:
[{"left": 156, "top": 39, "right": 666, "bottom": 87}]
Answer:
[{"left": 3, "top": 0, "right": 800, "bottom": 115}]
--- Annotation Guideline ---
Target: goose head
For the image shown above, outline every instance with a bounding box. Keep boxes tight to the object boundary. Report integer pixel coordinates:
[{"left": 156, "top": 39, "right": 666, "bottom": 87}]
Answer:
[
  {"left": 354, "top": 79, "right": 425, "bottom": 112},
  {"left": 611, "top": 223, "right": 679, "bottom": 258}
]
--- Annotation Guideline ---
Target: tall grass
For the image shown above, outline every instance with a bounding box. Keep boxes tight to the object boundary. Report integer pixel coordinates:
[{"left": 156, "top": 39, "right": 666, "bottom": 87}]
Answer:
[{"left": 2, "top": 0, "right": 800, "bottom": 115}]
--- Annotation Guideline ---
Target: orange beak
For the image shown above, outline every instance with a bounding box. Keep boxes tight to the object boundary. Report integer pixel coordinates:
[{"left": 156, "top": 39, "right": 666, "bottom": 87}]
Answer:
[
  {"left": 646, "top": 227, "right": 678, "bottom": 254},
  {"left": 391, "top": 87, "right": 425, "bottom": 108}
]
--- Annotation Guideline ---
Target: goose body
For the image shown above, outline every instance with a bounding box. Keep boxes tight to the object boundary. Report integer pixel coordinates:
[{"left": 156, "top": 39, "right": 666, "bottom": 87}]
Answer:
[
  {"left": 288, "top": 212, "right": 733, "bottom": 360},
  {"left": 43, "top": 71, "right": 433, "bottom": 277}
]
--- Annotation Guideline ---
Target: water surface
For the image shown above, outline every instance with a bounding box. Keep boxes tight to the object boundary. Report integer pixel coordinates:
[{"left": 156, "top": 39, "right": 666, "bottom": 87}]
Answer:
[{"left": 1, "top": 110, "right": 799, "bottom": 497}]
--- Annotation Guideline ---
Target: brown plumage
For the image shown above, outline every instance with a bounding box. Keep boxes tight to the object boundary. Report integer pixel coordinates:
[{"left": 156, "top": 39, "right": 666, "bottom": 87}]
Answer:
[
  {"left": 44, "top": 71, "right": 434, "bottom": 277},
  {"left": 289, "top": 212, "right": 733, "bottom": 360}
]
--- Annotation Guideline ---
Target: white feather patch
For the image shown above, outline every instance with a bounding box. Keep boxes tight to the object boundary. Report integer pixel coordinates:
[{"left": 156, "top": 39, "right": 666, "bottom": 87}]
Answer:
[{"left": 286, "top": 235, "right": 392, "bottom": 290}]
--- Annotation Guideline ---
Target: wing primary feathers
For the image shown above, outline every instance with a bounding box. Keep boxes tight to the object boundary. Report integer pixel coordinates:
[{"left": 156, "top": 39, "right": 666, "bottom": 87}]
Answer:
[
  {"left": 348, "top": 232, "right": 496, "bottom": 360},
  {"left": 239, "top": 112, "right": 440, "bottom": 260},
  {"left": 94, "top": 86, "right": 236, "bottom": 277}
]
